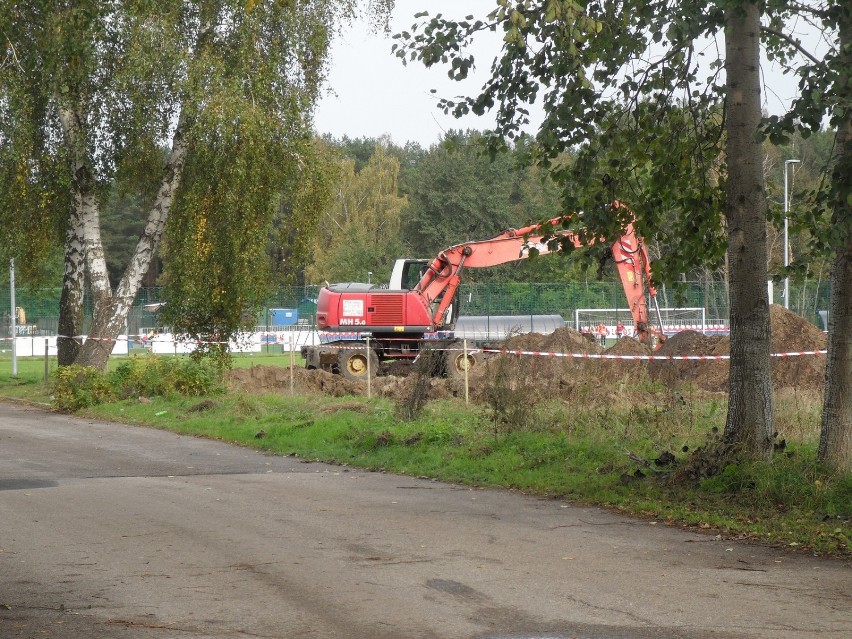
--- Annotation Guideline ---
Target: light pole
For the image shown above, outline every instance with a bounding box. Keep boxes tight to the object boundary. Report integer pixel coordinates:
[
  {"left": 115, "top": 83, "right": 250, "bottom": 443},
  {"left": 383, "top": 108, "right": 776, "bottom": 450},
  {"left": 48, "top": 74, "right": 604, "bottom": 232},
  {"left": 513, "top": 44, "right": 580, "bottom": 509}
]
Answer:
[
  {"left": 9, "top": 258, "right": 17, "bottom": 376},
  {"left": 783, "top": 159, "right": 800, "bottom": 310}
]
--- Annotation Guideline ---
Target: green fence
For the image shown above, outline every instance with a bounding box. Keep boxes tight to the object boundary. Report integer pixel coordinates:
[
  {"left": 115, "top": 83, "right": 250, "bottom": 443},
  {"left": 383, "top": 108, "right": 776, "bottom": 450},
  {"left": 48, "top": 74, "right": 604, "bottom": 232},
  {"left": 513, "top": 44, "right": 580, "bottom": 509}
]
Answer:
[{"left": 0, "top": 280, "right": 832, "bottom": 338}]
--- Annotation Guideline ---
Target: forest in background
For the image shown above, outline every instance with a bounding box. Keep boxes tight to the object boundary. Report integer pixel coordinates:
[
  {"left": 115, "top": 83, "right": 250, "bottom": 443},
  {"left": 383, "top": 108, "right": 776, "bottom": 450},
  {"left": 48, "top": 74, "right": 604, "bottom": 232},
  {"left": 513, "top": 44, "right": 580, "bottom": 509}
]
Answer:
[{"left": 6, "top": 127, "right": 828, "bottom": 317}]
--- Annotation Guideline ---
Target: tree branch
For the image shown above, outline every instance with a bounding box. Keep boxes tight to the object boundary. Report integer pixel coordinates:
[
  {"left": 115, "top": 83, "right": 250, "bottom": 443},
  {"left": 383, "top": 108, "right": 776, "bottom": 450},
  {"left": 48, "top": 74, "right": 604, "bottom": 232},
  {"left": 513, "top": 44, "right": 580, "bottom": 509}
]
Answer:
[
  {"left": 1, "top": 35, "right": 24, "bottom": 71},
  {"left": 761, "top": 26, "right": 823, "bottom": 66}
]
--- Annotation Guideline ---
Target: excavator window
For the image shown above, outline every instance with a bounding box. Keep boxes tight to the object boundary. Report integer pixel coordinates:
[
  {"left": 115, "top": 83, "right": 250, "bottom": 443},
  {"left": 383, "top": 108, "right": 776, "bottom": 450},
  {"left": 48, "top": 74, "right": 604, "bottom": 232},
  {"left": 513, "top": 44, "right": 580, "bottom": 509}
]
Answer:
[{"left": 400, "top": 259, "right": 429, "bottom": 290}]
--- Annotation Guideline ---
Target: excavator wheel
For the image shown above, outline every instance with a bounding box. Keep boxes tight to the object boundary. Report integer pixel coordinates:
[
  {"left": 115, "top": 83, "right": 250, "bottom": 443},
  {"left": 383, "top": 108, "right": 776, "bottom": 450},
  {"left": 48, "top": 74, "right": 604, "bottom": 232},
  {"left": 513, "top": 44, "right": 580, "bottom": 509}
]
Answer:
[
  {"left": 446, "top": 348, "right": 482, "bottom": 379},
  {"left": 336, "top": 347, "right": 378, "bottom": 382}
]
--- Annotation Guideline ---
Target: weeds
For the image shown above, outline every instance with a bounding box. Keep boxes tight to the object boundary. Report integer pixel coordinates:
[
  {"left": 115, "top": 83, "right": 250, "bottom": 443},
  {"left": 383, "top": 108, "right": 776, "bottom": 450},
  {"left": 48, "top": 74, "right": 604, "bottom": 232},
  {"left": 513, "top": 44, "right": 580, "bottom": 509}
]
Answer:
[
  {"left": 109, "top": 356, "right": 221, "bottom": 398},
  {"left": 483, "top": 355, "right": 538, "bottom": 436},
  {"left": 50, "top": 356, "right": 223, "bottom": 413},
  {"left": 52, "top": 365, "right": 115, "bottom": 412},
  {"left": 396, "top": 346, "right": 444, "bottom": 421}
]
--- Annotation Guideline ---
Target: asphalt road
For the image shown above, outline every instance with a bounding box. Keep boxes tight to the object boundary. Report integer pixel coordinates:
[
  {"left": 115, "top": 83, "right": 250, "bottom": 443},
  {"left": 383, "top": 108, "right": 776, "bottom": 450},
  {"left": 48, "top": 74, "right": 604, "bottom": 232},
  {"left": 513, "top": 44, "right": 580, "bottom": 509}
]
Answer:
[{"left": 1, "top": 402, "right": 849, "bottom": 639}]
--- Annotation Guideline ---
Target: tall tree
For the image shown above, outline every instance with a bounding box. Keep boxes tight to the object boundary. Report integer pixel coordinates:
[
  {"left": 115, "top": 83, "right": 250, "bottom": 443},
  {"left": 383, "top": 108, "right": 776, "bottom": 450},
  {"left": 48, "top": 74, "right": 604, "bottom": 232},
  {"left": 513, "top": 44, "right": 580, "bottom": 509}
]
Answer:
[
  {"left": 0, "top": 0, "right": 393, "bottom": 369},
  {"left": 394, "top": 1, "right": 837, "bottom": 461},
  {"left": 763, "top": 0, "right": 850, "bottom": 471},
  {"left": 815, "top": 5, "right": 851, "bottom": 471},
  {"left": 270, "top": 138, "right": 340, "bottom": 287},
  {"left": 723, "top": 2, "right": 774, "bottom": 458},
  {"left": 401, "top": 130, "right": 520, "bottom": 258},
  {"left": 306, "top": 145, "right": 408, "bottom": 284}
]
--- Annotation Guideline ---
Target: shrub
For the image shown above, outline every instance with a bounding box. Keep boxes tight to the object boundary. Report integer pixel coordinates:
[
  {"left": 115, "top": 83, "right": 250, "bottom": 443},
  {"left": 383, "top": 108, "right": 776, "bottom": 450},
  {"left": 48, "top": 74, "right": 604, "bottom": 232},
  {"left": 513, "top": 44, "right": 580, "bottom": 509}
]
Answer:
[
  {"left": 108, "top": 356, "right": 221, "bottom": 399},
  {"left": 51, "top": 357, "right": 223, "bottom": 412},
  {"left": 396, "top": 347, "right": 444, "bottom": 421},
  {"left": 52, "top": 365, "right": 115, "bottom": 412}
]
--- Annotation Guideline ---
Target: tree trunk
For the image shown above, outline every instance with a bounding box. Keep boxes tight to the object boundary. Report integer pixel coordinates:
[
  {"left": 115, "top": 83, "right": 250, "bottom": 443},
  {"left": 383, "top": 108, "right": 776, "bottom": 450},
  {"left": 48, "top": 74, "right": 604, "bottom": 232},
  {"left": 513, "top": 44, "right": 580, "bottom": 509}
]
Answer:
[
  {"left": 818, "top": 8, "right": 852, "bottom": 472},
  {"left": 722, "top": 2, "right": 774, "bottom": 459},
  {"left": 820, "top": 249, "right": 852, "bottom": 471},
  {"left": 54, "top": 20, "right": 215, "bottom": 372},
  {"left": 74, "top": 115, "right": 189, "bottom": 370},
  {"left": 56, "top": 113, "right": 90, "bottom": 367},
  {"left": 57, "top": 213, "right": 85, "bottom": 366}
]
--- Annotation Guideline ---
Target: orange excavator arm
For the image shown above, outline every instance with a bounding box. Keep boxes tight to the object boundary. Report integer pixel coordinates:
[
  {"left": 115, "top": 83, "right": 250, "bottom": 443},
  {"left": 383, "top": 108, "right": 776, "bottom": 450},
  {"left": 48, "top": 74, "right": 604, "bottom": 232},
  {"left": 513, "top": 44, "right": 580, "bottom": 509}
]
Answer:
[
  {"left": 609, "top": 222, "right": 665, "bottom": 345},
  {"left": 413, "top": 205, "right": 665, "bottom": 346}
]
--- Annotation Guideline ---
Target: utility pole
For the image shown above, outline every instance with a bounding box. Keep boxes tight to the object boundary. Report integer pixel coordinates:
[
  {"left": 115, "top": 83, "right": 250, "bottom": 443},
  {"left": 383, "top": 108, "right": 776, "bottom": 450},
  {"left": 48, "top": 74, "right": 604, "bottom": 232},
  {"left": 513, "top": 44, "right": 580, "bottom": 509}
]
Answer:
[{"left": 10, "top": 258, "right": 17, "bottom": 376}]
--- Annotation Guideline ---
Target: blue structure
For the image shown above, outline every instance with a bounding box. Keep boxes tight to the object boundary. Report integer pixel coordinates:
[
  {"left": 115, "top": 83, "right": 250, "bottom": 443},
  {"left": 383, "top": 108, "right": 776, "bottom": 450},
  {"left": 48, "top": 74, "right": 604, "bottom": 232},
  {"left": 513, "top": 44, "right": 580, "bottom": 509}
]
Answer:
[{"left": 270, "top": 308, "right": 299, "bottom": 326}]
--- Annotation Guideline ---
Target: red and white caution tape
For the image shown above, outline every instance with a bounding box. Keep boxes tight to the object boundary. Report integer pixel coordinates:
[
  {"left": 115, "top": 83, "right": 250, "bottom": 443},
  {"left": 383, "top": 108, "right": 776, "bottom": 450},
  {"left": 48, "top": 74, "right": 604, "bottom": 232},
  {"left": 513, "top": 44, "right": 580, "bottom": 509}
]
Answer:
[
  {"left": 479, "top": 348, "right": 827, "bottom": 360},
  {"left": 1, "top": 334, "right": 828, "bottom": 360}
]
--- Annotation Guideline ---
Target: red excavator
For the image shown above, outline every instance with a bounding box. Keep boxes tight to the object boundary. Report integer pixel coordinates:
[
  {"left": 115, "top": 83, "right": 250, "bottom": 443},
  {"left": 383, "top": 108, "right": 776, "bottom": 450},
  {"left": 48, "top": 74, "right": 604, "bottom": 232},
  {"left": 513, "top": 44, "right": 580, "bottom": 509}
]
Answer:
[{"left": 303, "top": 205, "right": 665, "bottom": 380}]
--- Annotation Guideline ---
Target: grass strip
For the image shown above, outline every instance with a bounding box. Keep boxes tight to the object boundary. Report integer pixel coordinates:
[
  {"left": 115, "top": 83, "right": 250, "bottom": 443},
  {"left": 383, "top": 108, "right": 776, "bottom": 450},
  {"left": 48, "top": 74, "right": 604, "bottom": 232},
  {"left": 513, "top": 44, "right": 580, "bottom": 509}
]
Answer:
[{"left": 1, "top": 353, "right": 849, "bottom": 557}]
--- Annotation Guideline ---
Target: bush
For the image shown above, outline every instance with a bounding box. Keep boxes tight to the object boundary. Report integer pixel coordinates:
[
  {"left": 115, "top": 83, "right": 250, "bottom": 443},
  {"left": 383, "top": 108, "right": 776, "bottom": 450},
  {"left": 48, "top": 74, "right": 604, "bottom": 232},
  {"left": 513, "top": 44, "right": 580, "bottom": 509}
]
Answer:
[
  {"left": 108, "top": 356, "right": 222, "bottom": 399},
  {"left": 51, "top": 357, "right": 223, "bottom": 412},
  {"left": 52, "top": 365, "right": 115, "bottom": 412}
]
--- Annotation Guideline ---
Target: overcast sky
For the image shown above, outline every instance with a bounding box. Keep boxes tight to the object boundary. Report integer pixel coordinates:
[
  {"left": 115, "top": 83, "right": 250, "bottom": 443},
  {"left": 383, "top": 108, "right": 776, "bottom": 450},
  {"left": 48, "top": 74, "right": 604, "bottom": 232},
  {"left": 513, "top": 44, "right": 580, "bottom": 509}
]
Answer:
[{"left": 312, "top": 1, "right": 823, "bottom": 147}]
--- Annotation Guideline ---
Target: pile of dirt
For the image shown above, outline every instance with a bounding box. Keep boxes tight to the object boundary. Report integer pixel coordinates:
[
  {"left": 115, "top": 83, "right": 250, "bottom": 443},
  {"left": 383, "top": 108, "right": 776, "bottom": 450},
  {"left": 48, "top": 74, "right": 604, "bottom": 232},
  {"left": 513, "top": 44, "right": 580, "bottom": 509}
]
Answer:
[
  {"left": 648, "top": 305, "right": 826, "bottom": 391},
  {"left": 373, "top": 374, "right": 457, "bottom": 403},
  {"left": 227, "top": 365, "right": 363, "bottom": 398},
  {"left": 648, "top": 331, "right": 728, "bottom": 391},
  {"left": 226, "top": 306, "right": 825, "bottom": 403},
  {"left": 767, "top": 304, "right": 828, "bottom": 390},
  {"left": 502, "top": 326, "right": 602, "bottom": 355},
  {"left": 480, "top": 327, "right": 603, "bottom": 392},
  {"left": 604, "top": 337, "right": 653, "bottom": 378},
  {"left": 226, "top": 364, "right": 459, "bottom": 404},
  {"left": 607, "top": 337, "right": 652, "bottom": 356}
]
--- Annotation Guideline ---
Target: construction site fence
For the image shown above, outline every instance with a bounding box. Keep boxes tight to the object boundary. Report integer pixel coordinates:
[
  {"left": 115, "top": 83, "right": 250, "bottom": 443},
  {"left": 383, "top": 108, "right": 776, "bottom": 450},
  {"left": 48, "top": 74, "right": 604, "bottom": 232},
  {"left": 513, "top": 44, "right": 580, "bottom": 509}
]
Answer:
[{"left": 0, "top": 280, "right": 831, "bottom": 342}]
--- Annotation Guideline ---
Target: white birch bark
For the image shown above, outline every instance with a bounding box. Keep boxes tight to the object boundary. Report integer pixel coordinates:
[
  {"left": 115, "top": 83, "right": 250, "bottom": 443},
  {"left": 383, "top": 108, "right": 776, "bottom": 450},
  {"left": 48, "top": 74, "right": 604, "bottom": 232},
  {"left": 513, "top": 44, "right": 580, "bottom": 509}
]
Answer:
[
  {"left": 58, "top": 99, "right": 191, "bottom": 369},
  {"left": 75, "top": 110, "right": 190, "bottom": 369},
  {"left": 57, "top": 204, "right": 86, "bottom": 365}
]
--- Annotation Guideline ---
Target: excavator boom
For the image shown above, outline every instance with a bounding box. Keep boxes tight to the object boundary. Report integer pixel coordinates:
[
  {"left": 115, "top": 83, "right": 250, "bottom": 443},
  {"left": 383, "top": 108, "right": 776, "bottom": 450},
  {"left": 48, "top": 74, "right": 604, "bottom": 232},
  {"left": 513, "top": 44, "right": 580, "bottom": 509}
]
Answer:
[{"left": 413, "top": 207, "right": 662, "bottom": 344}]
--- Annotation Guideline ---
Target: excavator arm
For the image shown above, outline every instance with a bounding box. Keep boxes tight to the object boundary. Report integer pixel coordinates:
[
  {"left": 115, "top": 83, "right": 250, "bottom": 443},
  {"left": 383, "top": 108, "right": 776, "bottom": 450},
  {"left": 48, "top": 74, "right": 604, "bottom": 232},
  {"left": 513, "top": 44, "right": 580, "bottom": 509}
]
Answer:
[
  {"left": 609, "top": 224, "right": 665, "bottom": 345},
  {"left": 413, "top": 206, "right": 665, "bottom": 346}
]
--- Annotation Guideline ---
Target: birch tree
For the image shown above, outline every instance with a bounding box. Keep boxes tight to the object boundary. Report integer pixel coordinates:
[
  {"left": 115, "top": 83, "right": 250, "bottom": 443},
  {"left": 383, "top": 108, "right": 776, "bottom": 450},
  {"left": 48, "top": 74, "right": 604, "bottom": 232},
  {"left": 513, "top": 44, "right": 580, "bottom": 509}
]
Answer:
[{"left": 0, "top": 0, "right": 393, "bottom": 370}]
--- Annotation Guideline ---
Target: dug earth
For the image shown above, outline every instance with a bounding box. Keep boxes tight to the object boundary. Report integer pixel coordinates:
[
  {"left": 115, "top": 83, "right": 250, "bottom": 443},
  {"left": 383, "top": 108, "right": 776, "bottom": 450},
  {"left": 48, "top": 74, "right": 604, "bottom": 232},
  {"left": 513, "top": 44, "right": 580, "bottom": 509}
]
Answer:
[{"left": 227, "top": 305, "right": 826, "bottom": 403}]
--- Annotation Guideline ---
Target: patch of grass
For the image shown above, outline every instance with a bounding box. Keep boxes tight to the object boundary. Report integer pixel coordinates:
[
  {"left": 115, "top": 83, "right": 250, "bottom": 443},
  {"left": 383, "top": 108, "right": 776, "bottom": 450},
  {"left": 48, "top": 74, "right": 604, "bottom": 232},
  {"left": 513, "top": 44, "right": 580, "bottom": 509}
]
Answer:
[
  {"left": 0, "top": 356, "right": 54, "bottom": 403},
  {"left": 1, "top": 353, "right": 848, "bottom": 556},
  {"left": 773, "top": 387, "right": 823, "bottom": 442},
  {"left": 75, "top": 387, "right": 851, "bottom": 556}
]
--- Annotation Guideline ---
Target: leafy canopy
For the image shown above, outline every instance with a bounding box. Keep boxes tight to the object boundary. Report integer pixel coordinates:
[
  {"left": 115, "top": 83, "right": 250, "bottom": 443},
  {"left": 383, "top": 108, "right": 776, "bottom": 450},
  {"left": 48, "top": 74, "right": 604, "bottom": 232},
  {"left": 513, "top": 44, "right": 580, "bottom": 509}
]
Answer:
[{"left": 391, "top": 1, "right": 840, "bottom": 286}]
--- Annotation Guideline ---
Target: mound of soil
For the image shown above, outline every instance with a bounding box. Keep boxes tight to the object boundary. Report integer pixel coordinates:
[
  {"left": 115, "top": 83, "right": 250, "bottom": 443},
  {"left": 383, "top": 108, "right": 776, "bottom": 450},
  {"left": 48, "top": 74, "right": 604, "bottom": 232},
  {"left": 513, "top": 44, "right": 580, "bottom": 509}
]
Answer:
[
  {"left": 226, "top": 306, "right": 825, "bottom": 403},
  {"left": 648, "top": 305, "right": 826, "bottom": 391},
  {"left": 648, "top": 331, "right": 728, "bottom": 391},
  {"left": 483, "top": 326, "right": 604, "bottom": 393},
  {"left": 767, "top": 304, "right": 827, "bottom": 390},
  {"left": 227, "top": 365, "right": 363, "bottom": 398},
  {"left": 607, "top": 337, "right": 652, "bottom": 356},
  {"left": 226, "top": 364, "right": 459, "bottom": 405},
  {"left": 604, "top": 337, "right": 653, "bottom": 378},
  {"left": 502, "top": 326, "right": 602, "bottom": 355},
  {"left": 374, "top": 374, "right": 457, "bottom": 403}
]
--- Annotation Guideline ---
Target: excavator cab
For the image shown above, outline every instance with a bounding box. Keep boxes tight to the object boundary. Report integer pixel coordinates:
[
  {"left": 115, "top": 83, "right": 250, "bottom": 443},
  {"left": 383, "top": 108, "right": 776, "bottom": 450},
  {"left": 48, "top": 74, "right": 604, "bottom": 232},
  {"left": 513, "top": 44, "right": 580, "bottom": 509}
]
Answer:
[
  {"left": 389, "top": 258, "right": 458, "bottom": 327},
  {"left": 389, "top": 258, "right": 429, "bottom": 290}
]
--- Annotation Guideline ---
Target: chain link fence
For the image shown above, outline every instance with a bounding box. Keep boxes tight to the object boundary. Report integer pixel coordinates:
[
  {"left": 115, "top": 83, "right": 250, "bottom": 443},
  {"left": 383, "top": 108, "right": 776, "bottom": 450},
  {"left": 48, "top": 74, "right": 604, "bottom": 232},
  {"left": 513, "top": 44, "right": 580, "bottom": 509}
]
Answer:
[{"left": 0, "top": 280, "right": 832, "bottom": 340}]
